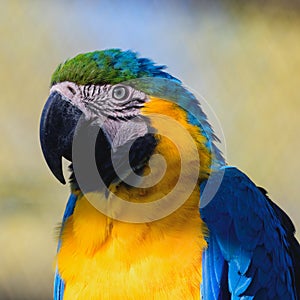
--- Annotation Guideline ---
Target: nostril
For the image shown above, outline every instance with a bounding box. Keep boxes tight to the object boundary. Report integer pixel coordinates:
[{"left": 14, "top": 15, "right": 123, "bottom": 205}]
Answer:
[{"left": 67, "top": 86, "right": 76, "bottom": 95}]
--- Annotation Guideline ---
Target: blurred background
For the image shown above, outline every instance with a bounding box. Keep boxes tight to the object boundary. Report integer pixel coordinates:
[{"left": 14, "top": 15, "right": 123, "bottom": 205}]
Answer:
[{"left": 0, "top": 0, "right": 299, "bottom": 299}]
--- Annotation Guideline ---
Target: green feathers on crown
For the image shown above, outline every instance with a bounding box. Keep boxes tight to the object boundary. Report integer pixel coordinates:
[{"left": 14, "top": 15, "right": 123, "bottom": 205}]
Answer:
[
  {"left": 51, "top": 49, "right": 177, "bottom": 86},
  {"left": 50, "top": 48, "right": 224, "bottom": 166}
]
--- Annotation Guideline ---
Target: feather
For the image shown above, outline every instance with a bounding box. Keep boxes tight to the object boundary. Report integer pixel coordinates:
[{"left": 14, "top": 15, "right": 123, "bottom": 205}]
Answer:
[{"left": 201, "top": 167, "right": 299, "bottom": 299}]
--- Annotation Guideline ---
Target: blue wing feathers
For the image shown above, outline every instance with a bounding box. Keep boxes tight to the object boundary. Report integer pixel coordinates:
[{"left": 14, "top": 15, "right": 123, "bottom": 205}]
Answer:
[
  {"left": 260, "top": 187, "right": 300, "bottom": 297},
  {"left": 201, "top": 167, "right": 299, "bottom": 299},
  {"left": 54, "top": 268, "right": 65, "bottom": 300},
  {"left": 202, "top": 234, "right": 231, "bottom": 300},
  {"left": 62, "top": 192, "right": 78, "bottom": 223},
  {"left": 54, "top": 193, "right": 78, "bottom": 300}
]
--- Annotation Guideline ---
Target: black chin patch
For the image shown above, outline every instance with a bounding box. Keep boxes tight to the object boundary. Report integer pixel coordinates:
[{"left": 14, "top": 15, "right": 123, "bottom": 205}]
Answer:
[{"left": 69, "top": 131, "right": 157, "bottom": 192}]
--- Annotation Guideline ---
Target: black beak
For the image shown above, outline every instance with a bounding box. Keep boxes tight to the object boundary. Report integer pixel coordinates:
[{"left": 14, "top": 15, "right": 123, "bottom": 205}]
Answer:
[{"left": 40, "top": 91, "right": 82, "bottom": 184}]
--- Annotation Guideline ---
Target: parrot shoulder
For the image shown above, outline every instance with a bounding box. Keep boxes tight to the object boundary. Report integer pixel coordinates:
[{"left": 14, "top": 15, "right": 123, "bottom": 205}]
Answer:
[{"left": 200, "top": 166, "right": 300, "bottom": 299}]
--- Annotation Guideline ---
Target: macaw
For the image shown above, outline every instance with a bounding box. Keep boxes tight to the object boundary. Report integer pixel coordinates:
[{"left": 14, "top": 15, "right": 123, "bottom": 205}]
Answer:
[{"left": 40, "top": 49, "right": 300, "bottom": 300}]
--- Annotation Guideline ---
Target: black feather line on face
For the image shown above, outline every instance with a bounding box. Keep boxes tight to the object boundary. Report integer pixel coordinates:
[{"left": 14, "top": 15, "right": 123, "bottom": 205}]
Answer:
[{"left": 69, "top": 128, "right": 158, "bottom": 193}]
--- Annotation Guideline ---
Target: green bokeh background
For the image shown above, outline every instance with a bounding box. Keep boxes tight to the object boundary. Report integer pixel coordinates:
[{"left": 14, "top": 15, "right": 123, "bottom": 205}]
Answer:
[{"left": 0, "top": 1, "right": 299, "bottom": 299}]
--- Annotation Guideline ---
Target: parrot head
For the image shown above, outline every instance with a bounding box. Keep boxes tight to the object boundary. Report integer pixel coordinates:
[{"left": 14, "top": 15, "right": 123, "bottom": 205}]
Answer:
[{"left": 40, "top": 49, "right": 223, "bottom": 193}]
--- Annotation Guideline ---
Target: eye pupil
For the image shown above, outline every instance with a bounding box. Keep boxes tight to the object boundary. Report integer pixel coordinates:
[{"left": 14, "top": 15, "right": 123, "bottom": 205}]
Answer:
[{"left": 116, "top": 89, "right": 123, "bottom": 97}]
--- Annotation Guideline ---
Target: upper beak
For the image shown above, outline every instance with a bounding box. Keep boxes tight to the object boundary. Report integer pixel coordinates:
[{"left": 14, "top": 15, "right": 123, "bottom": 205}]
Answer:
[{"left": 39, "top": 91, "right": 82, "bottom": 184}]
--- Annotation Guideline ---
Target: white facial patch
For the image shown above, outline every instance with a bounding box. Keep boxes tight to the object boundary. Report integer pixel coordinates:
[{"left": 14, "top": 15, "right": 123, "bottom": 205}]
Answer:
[
  {"left": 50, "top": 81, "right": 150, "bottom": 149},
  {"left": 50, "top": 81, "right": 149, "bottom": 122}
]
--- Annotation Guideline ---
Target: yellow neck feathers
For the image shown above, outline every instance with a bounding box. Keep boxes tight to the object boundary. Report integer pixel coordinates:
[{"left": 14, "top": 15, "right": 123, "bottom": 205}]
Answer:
[{"left": 57, "top": 97, "right": 211, "bottom": 299}]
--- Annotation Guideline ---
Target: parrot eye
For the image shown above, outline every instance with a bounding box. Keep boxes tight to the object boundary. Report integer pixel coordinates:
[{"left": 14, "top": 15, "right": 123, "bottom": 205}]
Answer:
[{"left": 112, "top": 86, "right": 129, "bottom": 100}]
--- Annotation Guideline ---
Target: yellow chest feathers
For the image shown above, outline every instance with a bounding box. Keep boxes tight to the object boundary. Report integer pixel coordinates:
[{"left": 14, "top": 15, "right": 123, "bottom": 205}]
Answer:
[
  {"left": 58, "top": 192, "right": 206, "bottom": 300},
  {"left": 57, "top": 98, "right": 210, "bottom": 299}
]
